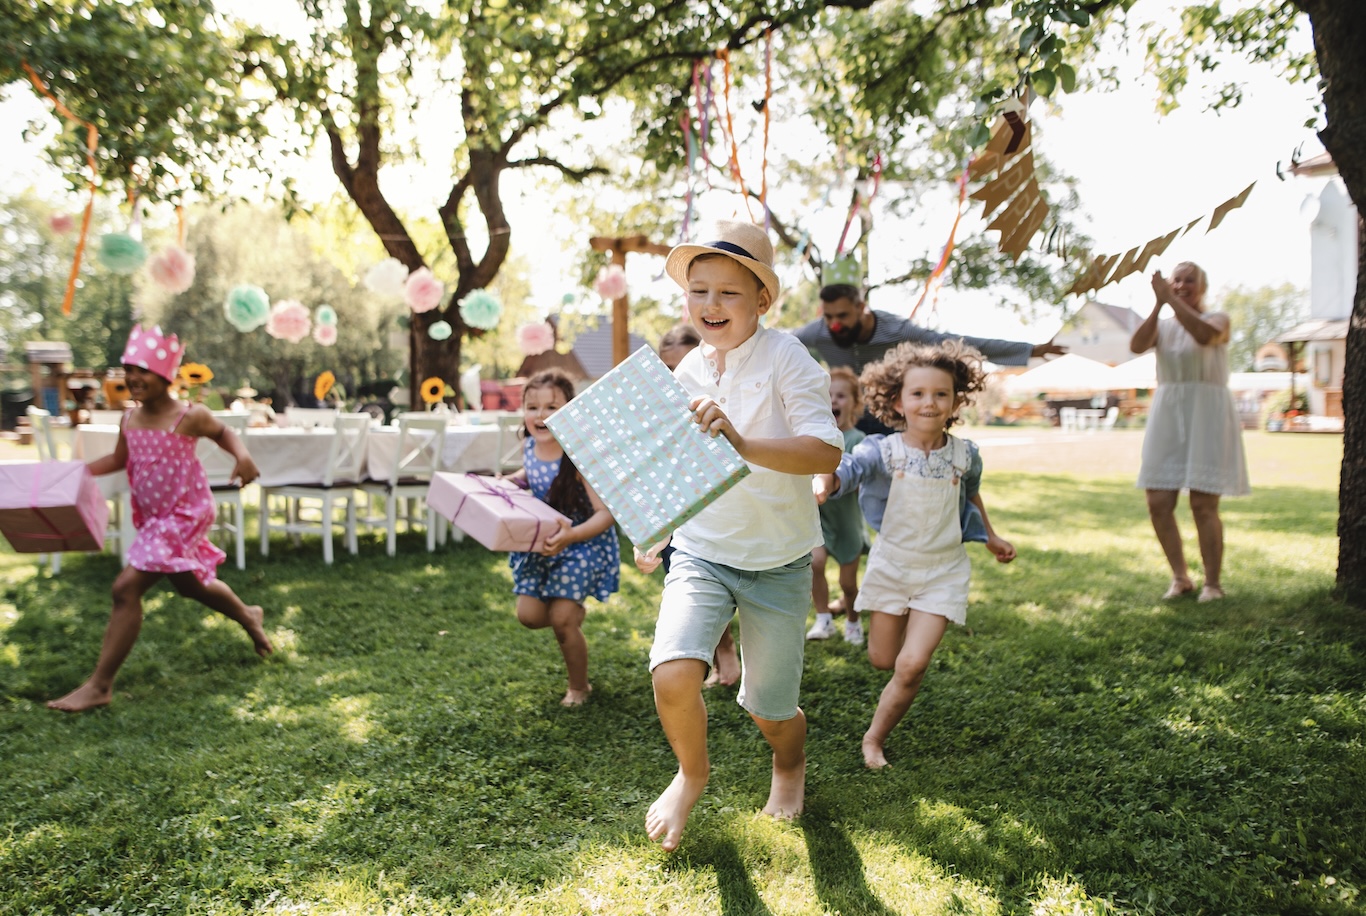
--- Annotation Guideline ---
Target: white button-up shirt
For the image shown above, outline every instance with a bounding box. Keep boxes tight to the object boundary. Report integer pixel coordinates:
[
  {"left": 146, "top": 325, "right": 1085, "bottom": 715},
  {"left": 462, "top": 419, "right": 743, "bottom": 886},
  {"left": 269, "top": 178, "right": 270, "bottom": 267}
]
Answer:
[{"left": 672, "top": 325, "right": 844, "bottom": 570}]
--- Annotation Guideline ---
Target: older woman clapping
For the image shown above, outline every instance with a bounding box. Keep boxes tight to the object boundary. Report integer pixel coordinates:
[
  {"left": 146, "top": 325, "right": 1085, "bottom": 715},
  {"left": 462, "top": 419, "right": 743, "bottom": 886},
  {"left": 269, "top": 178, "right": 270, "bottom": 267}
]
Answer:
[{"left": 1130, "top": 261, "right": 1250, "bottom": 602}]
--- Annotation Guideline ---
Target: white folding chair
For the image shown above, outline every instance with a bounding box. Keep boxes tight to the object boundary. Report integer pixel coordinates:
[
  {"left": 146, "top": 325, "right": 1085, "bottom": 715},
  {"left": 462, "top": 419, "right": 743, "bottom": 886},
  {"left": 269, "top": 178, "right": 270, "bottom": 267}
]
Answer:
[
  {"left": 358, "top": 415, "right": 446, "bottom": 556},
  {"left": 283, "top": 407, "right": 340, "bottom": 429},
  {"left": 494, "top": 414, "right": 525, "bottom": 474},
  {"left": 259, "top": 415, "right": 369, "bottom": 564},
  {"left": 26, "top": 407, "right": 65, "bottom": 573},
  {"left": 204, "top": 412, "right": 249, "bottom": 570}
]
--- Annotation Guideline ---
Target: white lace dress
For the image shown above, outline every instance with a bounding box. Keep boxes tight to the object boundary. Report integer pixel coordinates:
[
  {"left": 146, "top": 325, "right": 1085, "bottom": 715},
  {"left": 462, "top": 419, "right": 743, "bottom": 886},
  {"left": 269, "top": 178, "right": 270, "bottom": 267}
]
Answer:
[{"left": 1137, "top": 315, "right": 1250, "bottom": 496}]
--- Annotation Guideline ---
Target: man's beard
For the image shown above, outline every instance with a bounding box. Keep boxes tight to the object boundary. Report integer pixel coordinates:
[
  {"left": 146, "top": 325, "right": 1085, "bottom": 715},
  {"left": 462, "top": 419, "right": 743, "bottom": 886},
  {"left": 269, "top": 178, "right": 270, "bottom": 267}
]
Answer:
[{"left": 829, "top": 324, "right": 861, "bottom": 347}]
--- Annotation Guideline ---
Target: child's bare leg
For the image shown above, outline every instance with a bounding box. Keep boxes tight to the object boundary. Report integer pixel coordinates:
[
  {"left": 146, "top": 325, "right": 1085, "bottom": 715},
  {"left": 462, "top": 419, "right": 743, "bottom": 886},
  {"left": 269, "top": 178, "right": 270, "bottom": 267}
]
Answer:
[
  {"left": 647, "top": 658, "right": 710, "bottom": 852},
  {"left": 48, "top": 567, "right": 161, "bottom": 711},
  {"left": 706, "top": 620, "right": 739, "bottom": 687},
  {"left": 863, "top": 610, "right": 946, "bottom": 769},
  {"left": 169, "top": 572, "right": 272, "bottom": 657},
  {"left": 837, "top": 561, "right": 860, "bottom": 623},
  {"left": 752, "top": 709, "right": 807, "bottom": 819},
  {"left": 547, "top": 598, "right": 590, "bottom": 705},
  {"left": 811, "top": 547, "right": 831, "bottom": 616}
]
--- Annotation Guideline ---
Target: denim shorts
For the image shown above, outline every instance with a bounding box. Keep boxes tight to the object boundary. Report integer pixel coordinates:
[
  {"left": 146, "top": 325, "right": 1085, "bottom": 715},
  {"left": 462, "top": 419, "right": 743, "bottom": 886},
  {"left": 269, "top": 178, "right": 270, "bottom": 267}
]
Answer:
[{"left": 649, "top": 550, "right": 812, "bottom": 721}]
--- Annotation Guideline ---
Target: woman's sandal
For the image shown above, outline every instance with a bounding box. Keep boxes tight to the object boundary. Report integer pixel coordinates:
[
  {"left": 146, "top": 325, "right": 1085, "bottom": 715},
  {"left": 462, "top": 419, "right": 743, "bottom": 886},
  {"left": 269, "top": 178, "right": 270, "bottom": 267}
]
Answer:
[{"left": 1162, "top": 579, "right": 1196, "bottom": 600}]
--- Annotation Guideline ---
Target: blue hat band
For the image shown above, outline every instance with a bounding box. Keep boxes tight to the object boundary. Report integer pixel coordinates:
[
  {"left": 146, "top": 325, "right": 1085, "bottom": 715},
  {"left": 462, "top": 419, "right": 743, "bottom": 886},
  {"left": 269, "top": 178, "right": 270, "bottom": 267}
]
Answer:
[{"left": 705, "top": 240, "right": 757, "bottom": 261}]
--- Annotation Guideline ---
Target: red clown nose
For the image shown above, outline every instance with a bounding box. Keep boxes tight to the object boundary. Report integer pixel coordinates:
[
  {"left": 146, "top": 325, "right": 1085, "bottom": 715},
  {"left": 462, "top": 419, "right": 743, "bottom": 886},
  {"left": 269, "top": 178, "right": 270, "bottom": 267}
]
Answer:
[{"left": 829, "top": 321, "right": 845, "bottom": 332}]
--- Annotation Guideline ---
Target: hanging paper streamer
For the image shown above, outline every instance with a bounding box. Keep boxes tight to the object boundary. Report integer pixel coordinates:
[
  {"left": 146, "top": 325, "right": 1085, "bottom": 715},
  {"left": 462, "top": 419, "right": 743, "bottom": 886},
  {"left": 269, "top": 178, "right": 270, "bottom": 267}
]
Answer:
[
  {"left": 835, "top": 154, "right": 883, "bottom": 256},
  {"left": 266, "top": 300, "right": 312, "bottom": 344},
  {"left": 458, "top": 289, "right": 503, "bottom": 330},
  {"left": 1067, "top": 182, "right": 1257, "bottom": 296},
  {"left": 969, "top": 101, "right": 1049, "bottom": 263},
  {"left": 97, "top": 233, "right": 149, "bottom": 275},
  {"left": 910, "top": 164, "right": 971, "bottom": 320},
  {"left": 22, "top": 62, "right": 98, "bottom": 316},
  {"left": 224, "top": 285, "right": 271, "bottom": 332},
  {"left": 716, "top": 49, "right": 755, "bottom": 222},
  {"left": 148, "top": 245, "right": 196, "bottom": 294},
  {"left": 760, "top": 28, "right": 773, "bottom": 225}
]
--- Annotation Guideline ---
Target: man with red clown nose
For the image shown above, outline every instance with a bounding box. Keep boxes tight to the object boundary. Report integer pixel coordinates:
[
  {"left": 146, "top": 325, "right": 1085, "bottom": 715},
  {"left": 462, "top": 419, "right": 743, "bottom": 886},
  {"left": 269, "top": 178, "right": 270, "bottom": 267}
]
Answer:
[{"left": 794, "top": 256, "right": 1066, "bottom": 434}]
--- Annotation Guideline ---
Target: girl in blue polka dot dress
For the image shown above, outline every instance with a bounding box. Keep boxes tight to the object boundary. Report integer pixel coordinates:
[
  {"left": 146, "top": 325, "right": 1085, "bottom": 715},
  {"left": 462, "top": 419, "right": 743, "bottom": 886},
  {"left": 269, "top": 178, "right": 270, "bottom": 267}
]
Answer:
[{"left": 507, "top": 369, "right": 620, "bottom": 706}]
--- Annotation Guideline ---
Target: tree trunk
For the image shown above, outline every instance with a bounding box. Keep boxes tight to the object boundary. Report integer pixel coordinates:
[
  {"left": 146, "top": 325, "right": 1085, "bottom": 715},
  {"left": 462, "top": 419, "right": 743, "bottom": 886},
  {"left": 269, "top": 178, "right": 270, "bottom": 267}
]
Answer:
[{"left": 1299, "top": 0, "right": 1366, "bottom": 604}]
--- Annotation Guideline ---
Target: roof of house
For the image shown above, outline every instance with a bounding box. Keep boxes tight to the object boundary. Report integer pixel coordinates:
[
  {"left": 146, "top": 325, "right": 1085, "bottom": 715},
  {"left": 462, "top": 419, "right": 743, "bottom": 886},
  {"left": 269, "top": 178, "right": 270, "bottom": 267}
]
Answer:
[
  {"left": 564, "top": 315, "right": 650, "bottom": 379},
  {"left": 1094, "top": 302, "right": 1143, "bottom": 333},
  {"left": 1276, "top": 318, "right": 1349, "bottom": 344}
]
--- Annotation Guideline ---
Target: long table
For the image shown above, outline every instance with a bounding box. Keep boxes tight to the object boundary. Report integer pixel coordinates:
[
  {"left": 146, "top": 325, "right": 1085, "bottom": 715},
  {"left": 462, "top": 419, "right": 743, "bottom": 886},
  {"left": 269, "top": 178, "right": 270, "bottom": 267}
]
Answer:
[{"left": 71, "top": 422, "right": 516, "bottom": 487}]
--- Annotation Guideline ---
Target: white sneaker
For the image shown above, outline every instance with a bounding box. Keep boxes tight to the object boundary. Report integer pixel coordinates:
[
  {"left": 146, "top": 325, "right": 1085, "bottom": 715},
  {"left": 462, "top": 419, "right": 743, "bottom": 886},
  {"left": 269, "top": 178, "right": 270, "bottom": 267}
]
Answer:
[
  {"left": 806, "top": 615, "right": 836, "bottom": 640},
  {"left": 843, "top": 620, "right": 864, "bottom": 645}
]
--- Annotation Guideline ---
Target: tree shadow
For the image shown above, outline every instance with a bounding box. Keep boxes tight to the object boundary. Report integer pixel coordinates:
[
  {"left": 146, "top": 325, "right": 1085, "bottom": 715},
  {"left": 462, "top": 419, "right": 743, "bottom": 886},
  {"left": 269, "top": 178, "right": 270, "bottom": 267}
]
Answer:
[
  {"left": 801, "top": 800, "right": 897, "bottom": 916},
  {"left": 669, "top": 836, "right": 775, "bottom": 916}
]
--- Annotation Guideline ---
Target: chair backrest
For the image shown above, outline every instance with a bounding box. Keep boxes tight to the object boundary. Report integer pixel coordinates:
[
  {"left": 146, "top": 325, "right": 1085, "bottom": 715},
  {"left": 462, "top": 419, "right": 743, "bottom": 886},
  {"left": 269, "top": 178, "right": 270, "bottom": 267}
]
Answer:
[
  {"left": 285, "top": 407, "right": 339, "bottom": 429},
  {"left": 26, "top": 406, "right": 61, "bottom": 461},
  {"left": 390, "top": 416, "right": 447, "bottom": 485},
  {"left": 86, "top": 409, "right": 126, "bottom": 426},
  {"left": 1101, "top": 405, "right": 1119, "bottom": 429},
  {"left": 495, "top": 414, "right": 525, "bottom": 474},
  {"left": 212, "top": 411, "right": 250, "bottom": 432},
  {"left": 322, "top": 415, "right": 372, "bottom": 486}
]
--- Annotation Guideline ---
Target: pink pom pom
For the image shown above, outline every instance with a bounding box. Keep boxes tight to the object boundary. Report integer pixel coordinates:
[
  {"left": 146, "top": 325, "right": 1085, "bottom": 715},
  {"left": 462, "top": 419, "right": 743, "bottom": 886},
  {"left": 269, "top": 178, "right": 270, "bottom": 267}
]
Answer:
[
  {"left": 266, "top": 299, "right": 312, "bottom": 344},
  {"left": 148, "top": 245, "right": 196, "bottom": 294},
  {"left": 313, "top": 322, "right": 338, "bottom": 346},
  {"left": 405, "top": 267, "right": 445, "bottom": 313},
  {"left": 517, "top": 321, "right": 556, "bottom": 356},
  {"left": 49, "top": 213, "right": 76, "bottom": 235},
  {"left": 594, "top": 264, "right": 628, "bottom": 300}
]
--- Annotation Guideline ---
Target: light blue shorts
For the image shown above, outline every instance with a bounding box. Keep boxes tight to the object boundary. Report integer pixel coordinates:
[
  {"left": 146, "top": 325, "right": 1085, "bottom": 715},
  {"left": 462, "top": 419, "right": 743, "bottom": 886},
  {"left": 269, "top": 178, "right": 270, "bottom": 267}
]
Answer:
[{"left": 649, "top": 550, "right": 812, "bottom": 721}]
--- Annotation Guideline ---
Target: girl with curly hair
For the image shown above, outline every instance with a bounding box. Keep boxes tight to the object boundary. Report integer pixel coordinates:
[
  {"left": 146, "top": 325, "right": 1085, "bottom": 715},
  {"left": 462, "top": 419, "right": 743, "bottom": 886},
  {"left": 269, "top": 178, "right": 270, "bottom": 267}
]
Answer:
[{"left": 814, "top": 340, "right": 1016, "bottom": 768}]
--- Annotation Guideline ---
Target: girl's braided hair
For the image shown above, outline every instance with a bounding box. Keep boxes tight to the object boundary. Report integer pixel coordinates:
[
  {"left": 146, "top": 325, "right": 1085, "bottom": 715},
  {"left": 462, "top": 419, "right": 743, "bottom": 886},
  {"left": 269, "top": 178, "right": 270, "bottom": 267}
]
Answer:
[{"left": 859, "top": 339, "right": 987, "bottom": 430}]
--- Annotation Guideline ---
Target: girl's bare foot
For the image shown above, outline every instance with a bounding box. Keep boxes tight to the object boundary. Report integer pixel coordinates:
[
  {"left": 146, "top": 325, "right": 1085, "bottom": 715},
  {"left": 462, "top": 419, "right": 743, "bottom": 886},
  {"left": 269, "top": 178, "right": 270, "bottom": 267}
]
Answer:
[
  {"left": 561, "top": 685, "right": 592, "bottom": 706},
  {"left": 646, "top": 768, "right": 709, "bottom": 852},
  {"left": 762, "top": 753, "right": 806, "bottom": 819},
  {"left": 242, "top": 606, "right": 273, "bottom": 657},
  {"left": 1198, "top": 585, "right": 1225, "bottom": 602},
  {"left": 1162, "top": 577, "right": 1195, "bottom": 600},
  {"left": 862, "top": 735, "right": 889, "bottom": 769},
  {"left": 46, "top": 680, "right": 112, "bottom": 713}
]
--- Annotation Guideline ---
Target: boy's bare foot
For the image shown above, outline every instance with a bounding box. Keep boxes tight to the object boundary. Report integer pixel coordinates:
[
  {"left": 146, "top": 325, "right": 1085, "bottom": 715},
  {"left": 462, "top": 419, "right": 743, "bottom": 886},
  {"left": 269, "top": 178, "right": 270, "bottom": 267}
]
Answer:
[
  {"left": 827, "top": 597, "right": 844, "bottom": 614},
  {"left": 1162, "top": 578, "right": 1195, "bottom": 600},
  {"left": 561, "top": 685, "right": 592, "bottom": 706},
  {"left": 862, "top": 735, "right": 890, "bottom": 769},
  {"left": 646, "top": 768, "right": 709, "bottom": 852},
  {"left": 242, "top": 606, "right": 274, "bottom": 657},
  {"left": 712, "top": 645, "right": 740, "bottom": 687},
  {"left": 762, "top": 753, "right": 805, "bottom": 819},
  {"left": 46, "top": 680, "right": 112, "bottom": 713}
]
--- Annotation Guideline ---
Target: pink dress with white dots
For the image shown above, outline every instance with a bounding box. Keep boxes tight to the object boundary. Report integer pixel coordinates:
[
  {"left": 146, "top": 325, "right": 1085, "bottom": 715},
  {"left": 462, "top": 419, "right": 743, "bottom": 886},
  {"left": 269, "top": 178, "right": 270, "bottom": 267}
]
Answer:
[{"left": 124, "top": 405, "right": 225, "bottom": 584}]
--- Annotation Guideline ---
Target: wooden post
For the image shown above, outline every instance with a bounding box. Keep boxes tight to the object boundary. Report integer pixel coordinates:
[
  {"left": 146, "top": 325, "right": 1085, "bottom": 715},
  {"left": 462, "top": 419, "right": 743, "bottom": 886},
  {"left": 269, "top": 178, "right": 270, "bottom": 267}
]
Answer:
[{"left": 589, "top": 234, "right": 672, "bottom": 367}]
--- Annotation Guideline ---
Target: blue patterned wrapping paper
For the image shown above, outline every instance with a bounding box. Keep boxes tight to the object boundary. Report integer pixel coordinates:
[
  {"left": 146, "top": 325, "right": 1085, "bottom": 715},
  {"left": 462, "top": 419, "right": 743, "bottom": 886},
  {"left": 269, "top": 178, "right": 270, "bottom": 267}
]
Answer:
[{"left": 545, "top": 345, "right": 750, "bottom": 548}]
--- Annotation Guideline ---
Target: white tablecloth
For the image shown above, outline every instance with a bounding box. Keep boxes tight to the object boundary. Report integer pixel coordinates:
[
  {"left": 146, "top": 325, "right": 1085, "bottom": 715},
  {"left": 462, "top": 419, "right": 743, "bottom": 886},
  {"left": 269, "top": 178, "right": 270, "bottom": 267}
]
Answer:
[{"left": 71, "top": 422, "right": 514, "bottom": 488}]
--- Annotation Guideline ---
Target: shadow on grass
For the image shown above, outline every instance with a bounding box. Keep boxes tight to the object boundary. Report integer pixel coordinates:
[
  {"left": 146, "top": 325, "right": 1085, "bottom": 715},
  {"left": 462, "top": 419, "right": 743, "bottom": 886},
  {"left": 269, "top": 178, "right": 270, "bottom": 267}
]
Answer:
[{"left": 801, "top": 801, "right": 897, "bottom": 916}]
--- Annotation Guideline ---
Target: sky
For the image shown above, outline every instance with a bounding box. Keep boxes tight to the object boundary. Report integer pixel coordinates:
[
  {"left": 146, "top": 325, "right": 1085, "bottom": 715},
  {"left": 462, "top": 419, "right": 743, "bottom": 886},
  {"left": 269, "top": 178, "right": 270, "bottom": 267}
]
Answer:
[{"left": 1, "top": 0, "right": 1329, "bottom": 347}]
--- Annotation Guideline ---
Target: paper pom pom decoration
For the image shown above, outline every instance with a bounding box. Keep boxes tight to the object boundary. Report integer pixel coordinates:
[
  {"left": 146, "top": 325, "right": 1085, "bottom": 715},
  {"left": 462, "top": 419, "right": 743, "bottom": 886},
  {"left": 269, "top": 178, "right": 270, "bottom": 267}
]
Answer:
[
  {"left": 517, "top": 321, "right": 555, "bottom": 356},
  {"left": 405, "top": 267, "right": 445, "bottom": 313},
  {"left": 98, "top": 232, "right": 149, "bottom": 275},
  {"left": 49, "top": 213, "right": 75, "bottom": 235},
  {"left": 313, "top": 322, "right": 338, "bottom": 346},
  {"left": 224, "top": 285, "right": 271, "bottom": 332},
  {"left": 428, "top": 320, "right": 453, "bottom": 341},
  {"left": 266, "top": 299, "right": 312, "bottom": 344},
  {"left": 594, "top": 264, "right": 628, "bottom": 300},
  {"left": 420, "top": 377, "right": 446, "bottom": 405},
  {"left": 148, "top": 245, "right": 196, "bottom": 294},
  {"left": 364, "top": 258, "right": 409, "bottom": 298},
  {"left": 458, "top": 289, "right": 502, "bottom": 330},
  {"left": 314, "top": 304, "right": 337, "bottom": 326},
  {"left": 314, "top": 371, "right": 336, "bottom": 401}
]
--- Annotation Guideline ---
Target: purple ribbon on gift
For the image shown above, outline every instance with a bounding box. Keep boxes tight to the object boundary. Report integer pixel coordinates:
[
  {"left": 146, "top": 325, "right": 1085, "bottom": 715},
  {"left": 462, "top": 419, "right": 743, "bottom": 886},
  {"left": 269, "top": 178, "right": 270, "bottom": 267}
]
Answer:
[{"left": 449, "top": 473, "right": 549, "bottom": 551}]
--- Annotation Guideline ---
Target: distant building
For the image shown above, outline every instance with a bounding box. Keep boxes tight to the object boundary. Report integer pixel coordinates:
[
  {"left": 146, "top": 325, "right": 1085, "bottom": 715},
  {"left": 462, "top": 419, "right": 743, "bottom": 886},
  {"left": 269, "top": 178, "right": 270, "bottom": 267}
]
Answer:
[
  {"left": 516, "top": 314, "right": 648, "bottom": 386},
  {"left": 1051, "top": 300, "right": 1144, "bottom": 365},
  {"left": 1278, "top": 152, "right": 1353, "bottom": 421}
]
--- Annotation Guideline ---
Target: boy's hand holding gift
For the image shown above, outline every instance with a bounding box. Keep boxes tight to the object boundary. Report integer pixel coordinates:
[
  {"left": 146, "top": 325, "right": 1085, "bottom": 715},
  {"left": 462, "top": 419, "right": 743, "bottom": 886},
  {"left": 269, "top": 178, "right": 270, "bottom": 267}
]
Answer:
[{"left": 690, "top": 396, "right": 739, "bottom": 446}]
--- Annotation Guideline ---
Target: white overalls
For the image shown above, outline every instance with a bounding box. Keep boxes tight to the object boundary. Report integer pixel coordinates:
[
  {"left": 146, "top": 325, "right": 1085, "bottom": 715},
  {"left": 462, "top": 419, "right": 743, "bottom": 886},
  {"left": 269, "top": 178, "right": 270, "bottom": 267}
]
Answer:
[{"left": 853, "top": 433, "right": 973, "bottom": 625}]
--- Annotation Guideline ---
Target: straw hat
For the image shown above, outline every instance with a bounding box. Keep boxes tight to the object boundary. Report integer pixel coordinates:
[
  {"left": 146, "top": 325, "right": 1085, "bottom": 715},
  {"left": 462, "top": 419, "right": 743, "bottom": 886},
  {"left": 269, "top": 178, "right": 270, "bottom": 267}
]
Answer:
[{"left": 664, "top": 220, "right": 780, "bottom": 302}]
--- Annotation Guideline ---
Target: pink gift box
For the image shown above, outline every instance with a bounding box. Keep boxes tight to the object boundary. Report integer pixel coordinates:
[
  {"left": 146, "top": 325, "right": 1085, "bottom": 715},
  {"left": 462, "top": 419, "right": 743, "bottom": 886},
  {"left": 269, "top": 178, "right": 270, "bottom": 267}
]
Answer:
[
  {"left": 0, "top": 461, "right": 108, "bottom": 553},
  {"left": 427, "top": 472, "right": 569, "bottom": 553}
]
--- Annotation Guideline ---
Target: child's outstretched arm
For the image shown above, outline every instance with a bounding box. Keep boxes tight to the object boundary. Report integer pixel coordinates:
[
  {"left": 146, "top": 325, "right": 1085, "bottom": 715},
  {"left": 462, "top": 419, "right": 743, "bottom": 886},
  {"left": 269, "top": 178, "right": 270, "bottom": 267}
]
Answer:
[
  {"left": 633, "top": 536, "right": 670, "bottom": 574},
  {"left": 690, "top": 396, "right": 840, "bottom": 475},
  {"left": 541, "top": 477, "right": 615, "bottom": 556},
  {"left": 182, "top": 406, "right": 260, "bottom": 485},
  {"left": 969, "top": 493, "right": 1015, "bottom": 563}
]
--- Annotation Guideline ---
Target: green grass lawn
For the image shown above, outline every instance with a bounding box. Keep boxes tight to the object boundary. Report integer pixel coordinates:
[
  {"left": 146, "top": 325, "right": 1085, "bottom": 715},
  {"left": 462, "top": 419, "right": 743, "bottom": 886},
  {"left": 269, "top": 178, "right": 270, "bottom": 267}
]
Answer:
[{"left": 1, "top": 432, "right": 1361, "bottom": 914}]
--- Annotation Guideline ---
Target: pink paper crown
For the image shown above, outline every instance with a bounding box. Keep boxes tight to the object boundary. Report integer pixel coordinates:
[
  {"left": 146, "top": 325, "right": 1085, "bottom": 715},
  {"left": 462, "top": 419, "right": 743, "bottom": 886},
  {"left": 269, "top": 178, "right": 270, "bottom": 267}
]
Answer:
[{"left": 121, "top": 324, "right": 183, "bottom": 382}]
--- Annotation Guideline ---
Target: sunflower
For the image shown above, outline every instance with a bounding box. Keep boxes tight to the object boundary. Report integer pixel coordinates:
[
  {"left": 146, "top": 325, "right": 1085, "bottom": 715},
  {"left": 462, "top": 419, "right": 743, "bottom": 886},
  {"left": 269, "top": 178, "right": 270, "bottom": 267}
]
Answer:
[
  {"left": 314, "top": 370, "right": 336, "bottom": 402},
  {"left": 420, "top": 376, "right": 446, "bottom": 405},
  {"left": 179, "top": 363, "right": 214, "bottom": 386}
]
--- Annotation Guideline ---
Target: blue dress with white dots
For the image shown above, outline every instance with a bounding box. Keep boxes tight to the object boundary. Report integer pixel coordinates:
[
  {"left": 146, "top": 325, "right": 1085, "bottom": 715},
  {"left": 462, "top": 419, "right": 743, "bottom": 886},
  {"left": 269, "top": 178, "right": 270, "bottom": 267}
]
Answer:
[{"left": 509, "top": 437, "right": 620, "bottom": 604}]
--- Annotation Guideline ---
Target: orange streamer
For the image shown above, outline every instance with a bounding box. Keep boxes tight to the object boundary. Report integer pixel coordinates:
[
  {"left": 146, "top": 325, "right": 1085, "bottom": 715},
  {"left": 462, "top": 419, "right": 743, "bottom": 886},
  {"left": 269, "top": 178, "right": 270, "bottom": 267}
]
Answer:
[
  {"left": 716, "top": 50, "right": 755, "bottom": 222},
  {"left": 23, "top": 62, "right": 99, "bottom": 316},
  {"left": 760, "top": 29, "right": 773, "bottom": 220}
]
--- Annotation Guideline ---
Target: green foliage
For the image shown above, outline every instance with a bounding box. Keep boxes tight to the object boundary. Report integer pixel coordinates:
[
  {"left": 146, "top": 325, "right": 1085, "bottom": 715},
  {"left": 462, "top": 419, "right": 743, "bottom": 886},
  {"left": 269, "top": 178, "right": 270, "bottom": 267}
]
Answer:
[
  {"left": 1216, "top": 283, "right": 1307, "bottom": 373},
  {"left": 0, "top": 436, "right": 1360, "bottom": 913}
]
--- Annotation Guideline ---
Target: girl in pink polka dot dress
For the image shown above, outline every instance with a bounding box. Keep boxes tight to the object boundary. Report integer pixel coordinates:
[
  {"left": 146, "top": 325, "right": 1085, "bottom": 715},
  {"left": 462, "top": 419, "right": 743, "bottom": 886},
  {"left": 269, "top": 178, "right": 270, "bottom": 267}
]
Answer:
[{"left": 47, "top": 326, "right": 273, "bottom": 713}]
